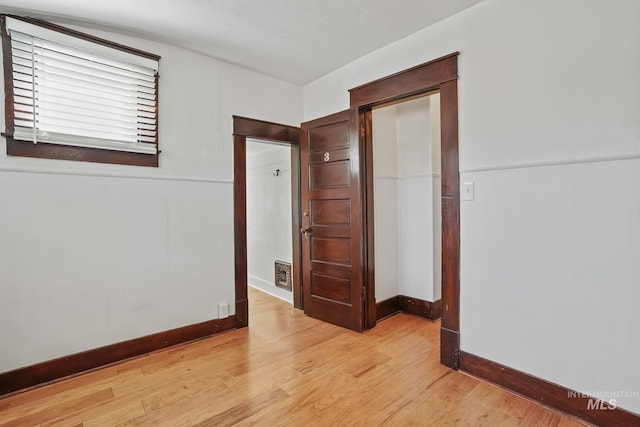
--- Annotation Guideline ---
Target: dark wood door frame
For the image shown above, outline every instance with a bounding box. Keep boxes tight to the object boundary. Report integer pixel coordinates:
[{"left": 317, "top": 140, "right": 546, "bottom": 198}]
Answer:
[
  {"left": 232, "top": 116, "right": 302, "bottom": 327},
  {"left": 349, "top": 53, "right": 461, "bottom": 368}
]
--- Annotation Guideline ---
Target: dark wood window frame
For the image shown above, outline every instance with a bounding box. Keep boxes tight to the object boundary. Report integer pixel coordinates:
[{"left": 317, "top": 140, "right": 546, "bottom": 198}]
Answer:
[
  {"left": 232, "top": 116, "right": 302, "bottom": 327},
  {"left": 0, "top": 15, "right": 160, "bottom": 167},
  {"left": 350, "top": 53, "right": 461, "bottom": 368}
]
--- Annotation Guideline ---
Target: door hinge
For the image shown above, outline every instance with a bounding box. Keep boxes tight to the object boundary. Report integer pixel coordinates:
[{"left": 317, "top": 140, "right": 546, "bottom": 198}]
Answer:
[{"left": 362, "top": 286, "right": 366, "bottom": 301}]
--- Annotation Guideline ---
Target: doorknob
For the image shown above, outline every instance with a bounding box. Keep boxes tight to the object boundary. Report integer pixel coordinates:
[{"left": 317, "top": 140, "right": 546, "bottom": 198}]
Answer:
[{"left": 300, "top": 227, "right": 311, "bottom": 239}]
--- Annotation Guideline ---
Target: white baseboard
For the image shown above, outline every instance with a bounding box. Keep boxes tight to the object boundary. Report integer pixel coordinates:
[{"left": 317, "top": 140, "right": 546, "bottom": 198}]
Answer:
[{"left": 248, "top": 275, "right": 293, "bottom": 304}]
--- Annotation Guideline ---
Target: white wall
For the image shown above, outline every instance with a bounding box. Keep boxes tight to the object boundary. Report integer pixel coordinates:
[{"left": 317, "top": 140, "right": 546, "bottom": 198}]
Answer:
[
  {"left": 246, "top": 141, "right": 293, "bottom": 303},
  {"left": 372, "top": 106, "right": 399, "bottom": 301},
  {"left": 372, "top": 94, "right": 442, "bottom": 301},
  {"left": 396, "top": 96, "right": 441, "bottom": 302},
  {"left": 0, "top": 24, "right": 302, "bottom": 372},
  {"left": 373, "top": 95, "right": 442, "bottom": 302},
  {"left": 304, "top": 0, "right": 640, "bottom": 414}
]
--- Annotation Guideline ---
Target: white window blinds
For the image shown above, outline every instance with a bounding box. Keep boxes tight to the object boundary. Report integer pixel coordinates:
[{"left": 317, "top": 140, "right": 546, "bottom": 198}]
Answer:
[{"left": 5, "top": 17, "right": 159, "bottom": 155}]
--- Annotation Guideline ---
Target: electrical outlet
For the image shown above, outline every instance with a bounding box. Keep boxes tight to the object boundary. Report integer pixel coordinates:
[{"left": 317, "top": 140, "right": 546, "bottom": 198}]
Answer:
[{"left": 218, "top": 303, "right": 228, "bottom": 319}]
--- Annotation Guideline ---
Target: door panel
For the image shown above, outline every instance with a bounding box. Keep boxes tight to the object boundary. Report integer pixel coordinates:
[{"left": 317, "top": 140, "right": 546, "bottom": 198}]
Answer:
[
  {"left": 311, "top": 238, "right": 351, "bottom": 264},
  {"left": 301, "top": 109, "right": 363, "bottom": 331},
  {"left": 310, "top": 161, "right": 351, "bottom": 189},
  {"left": 311, "top": 200, "right": 350, "bottom": 225},
  {"left": 311, "top": 273, "right": 351, "bottom": 304},
  {"left": 308, "top": 121, "right": 350, "bottom": 151}
]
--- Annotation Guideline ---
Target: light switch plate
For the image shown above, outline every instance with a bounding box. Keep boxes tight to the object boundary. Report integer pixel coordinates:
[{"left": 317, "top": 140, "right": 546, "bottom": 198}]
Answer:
[{"left": 462, "top": 181, "right": 475, "bottom": 201}]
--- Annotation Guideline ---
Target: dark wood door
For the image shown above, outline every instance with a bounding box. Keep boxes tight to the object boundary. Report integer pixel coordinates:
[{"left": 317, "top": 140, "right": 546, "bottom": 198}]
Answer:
[{"left": 300, "top": 109, "right": 363, "bottom": 331}]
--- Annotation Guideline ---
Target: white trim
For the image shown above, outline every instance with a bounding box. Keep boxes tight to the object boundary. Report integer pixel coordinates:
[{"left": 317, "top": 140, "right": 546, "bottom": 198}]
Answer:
[
  {"left": 460, "top": 152, "right": 640, "bottom": 174},
  {"left": 0, "top": 165, "right": 232, "bottom": 184},
  {"left": 375, "top": 173, "right": 441, "bottom": 180},
  {"left": 248, "top": 280, "right": 293, "bottom": 304},
  {"left": 399, "top": 173, "right": 441, "bottom": 180}
]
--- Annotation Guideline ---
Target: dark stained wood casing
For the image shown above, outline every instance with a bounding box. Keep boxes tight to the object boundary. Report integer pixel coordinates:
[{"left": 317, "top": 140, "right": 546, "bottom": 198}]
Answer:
[
  {"left": 375, "top": 296, "right": 401, "bottom": 321},
  {"left": 232, "top": 116, "right": 302, "bottom": 320},
  {"left": 349, "top": 53, "right": 460, "bottom": 366},
  {"left": 5, "top": 139, "right": 160, "bottom": 167},
  {"left": 375, "top": 296, "right": 442, "bottom": 322},
  {"left": 349, "top": 53, "right": 458, "bottom": 107},
  {"left": 233, "top": 134, "right": 249, "bottom": 328},
  {"left": 399, "top": 296, "right": 442, "bottom": 320},
  {"left": 361, "top": 108, "right": 377, "bottom": 329},
  {"left": 233, "top": 116, "right": 300, "bottom": 143},
  {"left": 290, "top": 144, "right": 302, "bottom": 309},
  {"left": 439, "top": 79, "right": 460, "bottom": 334},
  {"left": 1, "top": 14, "right": 159, "bottom": 60}
]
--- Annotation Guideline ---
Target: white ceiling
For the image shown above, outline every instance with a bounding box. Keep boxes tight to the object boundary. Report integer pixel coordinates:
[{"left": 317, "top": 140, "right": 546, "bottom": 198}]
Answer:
[{"left": 0, "top": 0, "right": 484, "bottom": 84}]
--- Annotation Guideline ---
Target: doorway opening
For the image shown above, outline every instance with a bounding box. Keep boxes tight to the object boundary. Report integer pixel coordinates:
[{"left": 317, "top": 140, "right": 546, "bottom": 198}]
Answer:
[
  {"left": 352, "top": 53, "right": 460, "bottom": 368},
  {"left": 232, "top": 116, "right": 301, "bottom": 328},
  {"left": 246, "top": 139, "right": 295, "bottom": 304},
  {"left": 370, "top": 92, "right": 442, "bottom": 318}
]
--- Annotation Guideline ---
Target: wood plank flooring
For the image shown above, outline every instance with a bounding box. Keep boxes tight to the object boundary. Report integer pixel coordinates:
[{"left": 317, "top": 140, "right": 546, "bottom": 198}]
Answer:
[{"left": 0, "top": 288, "right": 588, "bottom": 426}]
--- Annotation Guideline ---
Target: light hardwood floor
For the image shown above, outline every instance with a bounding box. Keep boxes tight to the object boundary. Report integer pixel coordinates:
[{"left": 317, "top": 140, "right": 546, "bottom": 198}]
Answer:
[{"left": 0, "top": 288, "right": 587, "bottom": 426}]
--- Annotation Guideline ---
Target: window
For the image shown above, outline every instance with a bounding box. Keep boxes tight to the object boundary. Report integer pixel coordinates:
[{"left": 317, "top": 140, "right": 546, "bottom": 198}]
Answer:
[{"left": 1, "top": 15, "right": 160, "bottom": 167}]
